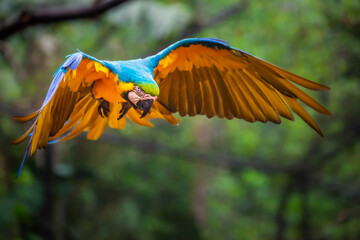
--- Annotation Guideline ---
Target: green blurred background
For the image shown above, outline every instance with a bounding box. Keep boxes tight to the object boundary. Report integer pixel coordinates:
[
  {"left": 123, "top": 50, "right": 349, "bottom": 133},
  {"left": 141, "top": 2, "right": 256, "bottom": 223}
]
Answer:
[{"left": 0, "top": 0, "right": 359, "bottom": 239}]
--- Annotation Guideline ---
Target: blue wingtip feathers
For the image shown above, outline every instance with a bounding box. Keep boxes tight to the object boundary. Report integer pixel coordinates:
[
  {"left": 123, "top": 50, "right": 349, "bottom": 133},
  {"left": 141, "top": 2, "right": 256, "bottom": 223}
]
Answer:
[
  {"left": 69, "top": 53, "right": 82, "bottom": 70},
  {"left": 16, "top": 141, "right": 31, "bottom": 179},
  {"left": 62, "top": 53, "right": 82, "bottom": 70}
]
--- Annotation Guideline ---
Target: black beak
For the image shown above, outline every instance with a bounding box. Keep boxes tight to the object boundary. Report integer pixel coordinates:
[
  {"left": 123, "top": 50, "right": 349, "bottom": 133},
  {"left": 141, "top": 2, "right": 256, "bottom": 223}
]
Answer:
[{"left": 137, "top": 99, "right": 154, "bottom": 118}]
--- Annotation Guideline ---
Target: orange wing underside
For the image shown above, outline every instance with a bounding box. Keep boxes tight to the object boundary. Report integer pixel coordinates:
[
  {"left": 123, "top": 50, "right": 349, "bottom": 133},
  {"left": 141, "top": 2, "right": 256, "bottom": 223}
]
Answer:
[
  {"left": 154, "top": 44, "right": 331, "bottom": 136},
  {"left": 13, "top": 58, "right": 179, "bottom": 156}
]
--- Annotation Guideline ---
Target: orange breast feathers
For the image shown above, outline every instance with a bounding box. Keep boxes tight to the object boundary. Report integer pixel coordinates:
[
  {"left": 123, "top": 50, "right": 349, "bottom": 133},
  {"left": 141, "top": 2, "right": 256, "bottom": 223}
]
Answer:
[{"left": 92, "top": 76, "right": 134, "bottom": 103}]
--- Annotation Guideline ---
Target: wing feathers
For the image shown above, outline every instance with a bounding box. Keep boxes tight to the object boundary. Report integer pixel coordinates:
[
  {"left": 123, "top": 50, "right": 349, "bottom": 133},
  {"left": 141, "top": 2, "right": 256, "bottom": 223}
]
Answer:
[
  {"left": 184, "top": 71, "right": 195, "bottom": 116},
  {"left": 87, "top": 115, "right": 108, "bottom": 140},
  {"left": 224, "top": 77, "right": 244, "bottom": 119},
  {"left": 153, "top": 38, "right": 331, "bottom": 135},
  {"left": 49, "top": 94, "right": 95, "bottom": 141},
  {"left": 211, "top": 66, "right": 233, "bottom": 119},
  {"left": 127, "top": 108, "right": 154, "bottom": 127},
  {"left": 13, "top": 110, "right": 41, "bottom": 123},
  {"left": 192, "top": 68, "right": 204, "bottom": 115},
  {"left": 239, "top": 72, "right": 274, "bottom": 122},
  {"left": 11, "top": 122, "right": 36, "bottom": 145},
  {"left": 284, "top": 96, "right": 323, "bottom": 136},
  {"left": 228, "top": 71, "right": 256, "bottom": 122},
  {"left": 50, "top": 86, "right": 80, "bottom": 136},
  {"left": 178, "top": 71, "right": 188, "bottom": 117},
  {"left": 108, "top": 103, "right": 126, "bottom": 129},
  {"left": 30, "top": 106, "right": 51, "bottom": 154},
  {"left": 198, "top": 68, "right": 216, "bottom": 118},
  {"left": 249, "top": 56, "right": 331, "bottom": 115},
  {"left": 148, "top": 101, "right": 180, "bottom": 125},
  {"left": 202, "top": 67, "right": 224, "bottom": 118},
  {"left": 236, "top": 72, "right": 272, "bottom": 123},
  {"left": 59, "top": 103, "right": 99, "bottom": 142},
  {"left": 256, "top": 56, "right": 330, "bottom": 91},
  {"left": 168, "top": 69, "right": 180, "bottom": 112},
  {"left": 238, "top": 70, "right": 276, "bottom": 120}
]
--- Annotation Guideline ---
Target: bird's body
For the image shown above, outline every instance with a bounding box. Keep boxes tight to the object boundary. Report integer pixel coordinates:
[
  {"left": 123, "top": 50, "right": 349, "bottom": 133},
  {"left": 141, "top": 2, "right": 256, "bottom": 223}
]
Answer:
[
  {"left": 103, "top": 58, "right": 159, "bottom": 96},
  {"left": 12, "top": 38, "right": 331, "bottom": 177}
]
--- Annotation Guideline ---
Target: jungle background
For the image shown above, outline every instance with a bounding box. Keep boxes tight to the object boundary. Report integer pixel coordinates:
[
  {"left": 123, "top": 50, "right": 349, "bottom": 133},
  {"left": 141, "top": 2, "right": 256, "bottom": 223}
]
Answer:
[{"left": 0, "top": 0, "right": 359, "bottom": 239}]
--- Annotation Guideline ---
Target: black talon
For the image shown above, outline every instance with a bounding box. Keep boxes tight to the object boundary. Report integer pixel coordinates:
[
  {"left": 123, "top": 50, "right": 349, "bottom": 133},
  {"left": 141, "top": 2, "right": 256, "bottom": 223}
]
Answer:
[
  {"left": 91, "top": 82, "right": 96, "bottom": 99},
  {"left": 98, "top": 106, "right": 103, "bottom": 118},
  {"left": 118, "top": 102, "right": 131, "bottom": 120},
  {"left": 97, "top": 98, "right": 110, "bottom": 118}
]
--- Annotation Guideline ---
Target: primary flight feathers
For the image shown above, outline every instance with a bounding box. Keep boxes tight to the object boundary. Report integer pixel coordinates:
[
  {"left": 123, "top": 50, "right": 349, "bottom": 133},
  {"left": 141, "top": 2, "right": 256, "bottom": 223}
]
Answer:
[{"left": 12, "top": 38, "right": 331, "bottom": 177}]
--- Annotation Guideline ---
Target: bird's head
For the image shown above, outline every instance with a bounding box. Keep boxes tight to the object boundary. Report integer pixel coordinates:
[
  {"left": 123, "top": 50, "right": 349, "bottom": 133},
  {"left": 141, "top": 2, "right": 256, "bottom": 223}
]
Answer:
[{"left": 125, "top": 86, "right": 157, "bottom": 118}]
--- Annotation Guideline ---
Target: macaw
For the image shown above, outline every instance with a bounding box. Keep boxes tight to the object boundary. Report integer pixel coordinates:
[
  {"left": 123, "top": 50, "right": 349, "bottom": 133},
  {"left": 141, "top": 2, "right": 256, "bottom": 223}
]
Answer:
[{"left": 12, "top": 38, "right": 331, "bottom": 177}]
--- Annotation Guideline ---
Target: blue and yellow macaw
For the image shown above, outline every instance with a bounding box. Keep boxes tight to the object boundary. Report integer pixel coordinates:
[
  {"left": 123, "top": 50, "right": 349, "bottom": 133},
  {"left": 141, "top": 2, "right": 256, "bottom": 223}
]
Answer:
[{"left": 12, "top": 38, "right": 331, "bottom": 177}]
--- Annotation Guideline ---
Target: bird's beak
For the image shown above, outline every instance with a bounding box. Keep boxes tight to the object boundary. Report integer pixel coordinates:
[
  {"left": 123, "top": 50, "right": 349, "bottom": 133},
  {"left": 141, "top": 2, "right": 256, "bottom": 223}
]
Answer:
[
  {"left": 125, "top": 88, "right": 157, "bottom": 118},
  {"left": 137, "top": 99, "right": 154, "bottom": 118}
]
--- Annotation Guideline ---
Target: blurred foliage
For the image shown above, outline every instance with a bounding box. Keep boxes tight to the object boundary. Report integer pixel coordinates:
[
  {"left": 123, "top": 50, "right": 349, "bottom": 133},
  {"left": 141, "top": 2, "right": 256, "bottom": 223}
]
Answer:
[{"left": 0, "top": 0, "right": 359, "bottom": 239}]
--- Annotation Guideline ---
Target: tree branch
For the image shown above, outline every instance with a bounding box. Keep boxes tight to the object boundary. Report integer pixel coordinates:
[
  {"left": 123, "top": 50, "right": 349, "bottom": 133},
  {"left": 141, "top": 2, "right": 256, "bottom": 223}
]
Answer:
[{"left": 0, "top": 0, "right": 130, "bottom": 40}]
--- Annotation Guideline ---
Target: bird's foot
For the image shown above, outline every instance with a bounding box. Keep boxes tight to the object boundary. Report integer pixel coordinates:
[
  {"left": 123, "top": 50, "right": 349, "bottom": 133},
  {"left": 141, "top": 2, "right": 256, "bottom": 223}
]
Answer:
[
  {"left": 118, "top": 102, "right": 131, "bottom": 120},
  {"left": 97, "top": 98, "right": 110, "bottom": 118}
]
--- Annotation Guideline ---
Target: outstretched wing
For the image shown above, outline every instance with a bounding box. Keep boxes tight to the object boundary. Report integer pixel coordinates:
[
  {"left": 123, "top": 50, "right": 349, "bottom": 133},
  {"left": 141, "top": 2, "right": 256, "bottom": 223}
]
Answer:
[
  {"left": 12, "top": 52, "right": 177, "bottom": 177},
  {"left": 149, "top": 38, "right": 331, "bottom": 135}
]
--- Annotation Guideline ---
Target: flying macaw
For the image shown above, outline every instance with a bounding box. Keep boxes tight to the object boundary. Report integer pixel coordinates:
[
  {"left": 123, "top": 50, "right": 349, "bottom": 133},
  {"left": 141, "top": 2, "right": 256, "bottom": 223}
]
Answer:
[{"left": 12, "top": 38, "right": 331, "bottom": 177}]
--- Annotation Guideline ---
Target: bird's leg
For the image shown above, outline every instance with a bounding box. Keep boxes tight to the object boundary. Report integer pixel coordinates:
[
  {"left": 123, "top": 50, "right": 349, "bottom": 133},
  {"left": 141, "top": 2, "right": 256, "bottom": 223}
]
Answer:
[
  {"left": 97, "top": 98, "right": 110, "bottom": 118},
  {"left": 91, "top": 81, "right": 110, "bottom": 118},
  {"left": 118, "top": 102, "right": 131, "bottom": 120}
]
